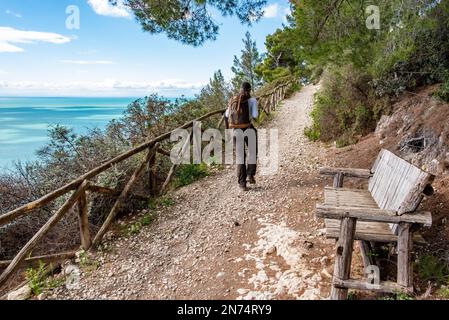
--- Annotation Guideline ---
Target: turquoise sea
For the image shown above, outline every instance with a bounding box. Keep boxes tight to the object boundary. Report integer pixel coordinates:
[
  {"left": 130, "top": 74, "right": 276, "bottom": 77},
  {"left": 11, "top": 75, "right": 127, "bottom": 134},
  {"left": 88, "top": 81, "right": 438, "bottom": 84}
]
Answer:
[{"left": 0, "top": 97, "right": 139, "bottom": 170}]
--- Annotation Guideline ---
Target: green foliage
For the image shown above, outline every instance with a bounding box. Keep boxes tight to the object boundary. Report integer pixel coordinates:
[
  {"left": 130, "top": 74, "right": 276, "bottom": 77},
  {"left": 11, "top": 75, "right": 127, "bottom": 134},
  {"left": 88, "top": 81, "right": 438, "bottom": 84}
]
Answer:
[
  {"left": 119, "top": 0, "right": 267, "bottom": 46},
  {"left": 26, "top": 261, "right": 63, "bottom": 296},
  {"left": 141, "top": 213, "right": 156, "bottom": 226},
  {"left": 304, "top": 66, "right": 385, "bottom": 146},
  {"left": 336, "top": 133, "right": 358, "bottom": 149},
  {"left": 261, "top": 0, "right": 449, "bottom": 143},
  {"left": 435, "top": 79, "right": 449, "bottom": 103},
  {"left": 26, "top": 262, "right": 48, "bottom": 296},
  {"left": 255, "top": 5, "right": 310, "bottom": 84},
  {"left": 232, "top": 32, "right": 264, "bottom": 91},
  {"left": 78, "top": 250, "right": 100, "bottom": 272},
  {"left": 347, "top": 291, "right": 358, "bottom": 300},
  {"left": 380, "top": 291, "right": 415, "bottom": 301},
  {"left": 122, "top": 212, "right": 157, "bottom": 237},
  {"left": 159, "top": 197, "right": 175, "bottom": 208},
  {"left": 148, "top": 196, "right": 175, "bottom": 210},
  {"left": 174, "top": 163, "right": 210, "bottom": 188},
  {"left": 437, "top": 286, "right": 449, "bottom": 299},
  {"left": 197, "top": 70, "right": 232, "bottom": 110},
  {"left": 416, "top": 255, "right": 449, "bottom": 285}
]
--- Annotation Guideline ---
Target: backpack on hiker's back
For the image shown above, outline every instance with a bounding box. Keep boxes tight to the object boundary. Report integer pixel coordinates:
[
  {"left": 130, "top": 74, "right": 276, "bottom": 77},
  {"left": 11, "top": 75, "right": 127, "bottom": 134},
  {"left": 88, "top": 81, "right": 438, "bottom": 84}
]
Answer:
[{"left": 227, "top": 93, "right": 251, "bottom": 129}]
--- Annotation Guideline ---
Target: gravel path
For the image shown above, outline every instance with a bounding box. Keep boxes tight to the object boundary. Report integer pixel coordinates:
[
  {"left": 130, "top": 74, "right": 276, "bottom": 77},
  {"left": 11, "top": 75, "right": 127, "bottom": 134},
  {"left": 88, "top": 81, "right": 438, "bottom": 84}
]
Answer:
[{"left": 49, "top": 84, "right": 337, "bottom": 300}]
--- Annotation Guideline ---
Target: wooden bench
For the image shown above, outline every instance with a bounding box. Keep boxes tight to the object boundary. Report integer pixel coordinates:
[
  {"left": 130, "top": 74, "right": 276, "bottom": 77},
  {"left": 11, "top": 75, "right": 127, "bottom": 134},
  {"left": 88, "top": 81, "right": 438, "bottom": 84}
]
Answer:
[{"left": 316, "top": 149, "right": 435, "bottom": 300}]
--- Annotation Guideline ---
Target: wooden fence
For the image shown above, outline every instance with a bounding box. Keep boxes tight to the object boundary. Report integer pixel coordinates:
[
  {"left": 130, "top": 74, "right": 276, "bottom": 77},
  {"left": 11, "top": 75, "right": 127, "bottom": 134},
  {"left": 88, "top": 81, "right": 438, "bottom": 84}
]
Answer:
[{"left": 0, "top": 81, "right": 295, "bottom": 287}]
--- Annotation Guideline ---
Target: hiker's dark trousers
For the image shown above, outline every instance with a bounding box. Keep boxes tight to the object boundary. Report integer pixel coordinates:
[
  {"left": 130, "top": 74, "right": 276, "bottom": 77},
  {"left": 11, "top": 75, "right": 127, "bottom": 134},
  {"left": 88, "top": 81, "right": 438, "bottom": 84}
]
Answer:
[{"left": 233, "top": 126, "right": 258, "bottom": 187}]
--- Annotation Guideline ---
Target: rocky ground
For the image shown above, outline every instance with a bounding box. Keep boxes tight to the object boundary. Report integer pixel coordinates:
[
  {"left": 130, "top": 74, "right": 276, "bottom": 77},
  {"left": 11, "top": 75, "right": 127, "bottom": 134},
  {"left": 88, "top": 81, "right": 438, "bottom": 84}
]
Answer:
[{"left": 0, "top": 84, "right": 345, "bottom": 300}]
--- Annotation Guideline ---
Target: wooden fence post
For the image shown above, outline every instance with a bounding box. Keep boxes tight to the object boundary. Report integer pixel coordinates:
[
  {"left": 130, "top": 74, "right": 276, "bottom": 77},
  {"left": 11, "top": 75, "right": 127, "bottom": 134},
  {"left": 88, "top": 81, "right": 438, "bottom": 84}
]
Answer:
[
  {"left": 217, "top": 114, "right": 226, "bottom": 129},
  {"left": 0, "top": 180, "right": 89, "bottom": 287},
  {"left": 161, "top": 130, "right": 192, "bottom": 194},
  {"left": 77, "top": 188, "right": 91, "bottom": 250},
  {"left": 92, "top": 146, "right": 158, "bottom": 247},
  {"left": 331, "top": 217, "right": 357, "bottom": 300},
  {"left": 148, "top": 144, "right": 158, "bottom": 196}
]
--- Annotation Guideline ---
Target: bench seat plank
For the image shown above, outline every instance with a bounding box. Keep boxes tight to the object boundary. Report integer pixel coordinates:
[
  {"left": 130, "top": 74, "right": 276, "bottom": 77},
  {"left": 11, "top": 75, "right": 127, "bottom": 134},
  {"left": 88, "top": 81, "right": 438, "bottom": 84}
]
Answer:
[{"left": 324, "top": 187, "right": 377, "bottom": 208}]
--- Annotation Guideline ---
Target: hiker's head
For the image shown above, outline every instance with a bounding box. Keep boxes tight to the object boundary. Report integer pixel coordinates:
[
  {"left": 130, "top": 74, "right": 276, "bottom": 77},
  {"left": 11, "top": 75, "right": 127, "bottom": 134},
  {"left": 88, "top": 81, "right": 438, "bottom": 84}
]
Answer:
[{"left": 241, "top": 82, "right": 252, "bottom": 94}]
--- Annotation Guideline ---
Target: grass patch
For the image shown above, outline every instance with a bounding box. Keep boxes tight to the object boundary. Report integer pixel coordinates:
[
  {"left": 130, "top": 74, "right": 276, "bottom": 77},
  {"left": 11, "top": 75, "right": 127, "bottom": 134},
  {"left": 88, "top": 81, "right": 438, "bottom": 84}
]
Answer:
[
  {"left": 77, "top": 250, "right": 100, "bottom": 272},
  {"left": 26, "top": 261, "right": 64, "bottom": 296},
  {"left": 122, "top": 212, "right": 158, "bottom": 237},
  {"left": 434, "top": 79, "right": 449, "bottom": 103},
  {"left": 148, "top": 196, "right": 175, "bottom": 210},
  {"left": 158, "top": 197, "right": 175, "bottom": 208},
  {"left": 437, "top": 286, "right": 449, "bottom": 299},
  {"left": 255, "top": 109, "right": 275, "bottom": 126},
  {"left": 379, "top": 291, "right": 414, "bottom": 300},
  {"left": 416, "top": 254, "right": 449, "bottom": 285},
  {"left": 174, "top": 163, "right": 210, "bottom": 188}
]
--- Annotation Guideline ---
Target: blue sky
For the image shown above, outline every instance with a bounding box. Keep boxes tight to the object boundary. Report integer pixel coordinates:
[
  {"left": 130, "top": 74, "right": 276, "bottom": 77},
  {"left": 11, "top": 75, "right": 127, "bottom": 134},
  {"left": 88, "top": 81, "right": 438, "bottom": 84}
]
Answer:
[{"left": 0, "top": 0, "right": 290, "bottom": 97}]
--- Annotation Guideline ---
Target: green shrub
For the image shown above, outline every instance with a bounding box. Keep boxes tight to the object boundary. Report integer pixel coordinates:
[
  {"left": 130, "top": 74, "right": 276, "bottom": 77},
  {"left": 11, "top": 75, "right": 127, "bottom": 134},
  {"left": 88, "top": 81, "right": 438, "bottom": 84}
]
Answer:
[
  {"left": 379, "top": 291, "right": 415, "bottom": 300},
  {"left": 26, "top": 261, "right": 63, "bottom": 296},
  {"left": 336, "top": 133, "right": 358, "bottom": 148},
  {"left": 78, "top": 250, "right": 100, "bottom": 272},
  {"left": 122, "top": 213, "right": 157, "bottom": 237},
  {"left": 141, "top": 213, "right": 156, "bottom": 226},
  {"left": 159, "top": 197, "right": 175, "bottom": 208},
  {"left": 26, "top": 262, "right": 48, "bottom": 296},
  {"left": 435, "top": 80, "right": 449, "bottom": 103},
  {"left": 310, "top": 66, "right": 324, "bottom": 85},
  {"left": 416, "top": 255, "right": 449, "bottom": 285},
  {"left": 304, "top": 66, "right": 388, "bottom": 146},
  {"left": 304, "top": 126, "right": 320, "bottom": 142},
  {"left": 174, "top": 163, "right": 210, "bottom": 188},
  {"left": 437, "top": 286, "right": 449, "bottom": 299}
]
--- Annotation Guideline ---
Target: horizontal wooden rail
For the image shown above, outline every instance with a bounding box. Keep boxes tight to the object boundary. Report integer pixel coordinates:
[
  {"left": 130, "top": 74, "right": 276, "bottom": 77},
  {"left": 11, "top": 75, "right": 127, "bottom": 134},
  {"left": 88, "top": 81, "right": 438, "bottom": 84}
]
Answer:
[
  {"left": 316, "top": 205, "right": 432, "bottom": 226},
  {"left": 333, "top": 278, "right": 413, "bottom": 294},
  {"left": 0, "top": 251, "right": 77, "bottom": 269},
  {"left": 88, "top": 185, "right": 149, "bottom": 202}
]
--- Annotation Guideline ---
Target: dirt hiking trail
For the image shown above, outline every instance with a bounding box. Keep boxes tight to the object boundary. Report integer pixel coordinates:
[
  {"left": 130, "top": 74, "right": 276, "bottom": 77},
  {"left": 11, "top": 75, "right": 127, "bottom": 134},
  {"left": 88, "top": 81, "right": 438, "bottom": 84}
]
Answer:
[{"left": 49, "top": 84, "right": 341, "bottom": 300}]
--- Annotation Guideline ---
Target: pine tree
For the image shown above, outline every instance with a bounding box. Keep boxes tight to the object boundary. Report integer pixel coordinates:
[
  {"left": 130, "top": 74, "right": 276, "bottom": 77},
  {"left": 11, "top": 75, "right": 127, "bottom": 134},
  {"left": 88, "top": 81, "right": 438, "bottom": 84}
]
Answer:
[
  {"left": 118, "top": 0, "right": 267, "bottom": 46},
  {"left": 231, "top": 32, "right": 264, "bottom": 91},
  {"left": 197, "top": 70, "right": 231, "bottom": 110}
]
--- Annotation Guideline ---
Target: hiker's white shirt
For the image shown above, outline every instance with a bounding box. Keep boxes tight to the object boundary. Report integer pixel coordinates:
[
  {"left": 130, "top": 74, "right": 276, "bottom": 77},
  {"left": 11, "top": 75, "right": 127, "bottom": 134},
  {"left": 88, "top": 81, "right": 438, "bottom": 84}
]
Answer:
[{"left": 225, "top": 97, "right": 259, "bottom": 120}]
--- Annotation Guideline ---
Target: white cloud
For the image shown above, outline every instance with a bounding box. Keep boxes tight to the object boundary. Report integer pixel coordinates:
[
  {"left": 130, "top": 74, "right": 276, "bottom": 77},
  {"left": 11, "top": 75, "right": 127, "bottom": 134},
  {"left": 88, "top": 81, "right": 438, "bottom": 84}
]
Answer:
[
  {"left": 263, "top": 3, "right": 279, "bottom": 18},
  {"left": 61, "top": 60, "right": 114, "bottom": 65},
  {"left": 0, "top": 27, "right": 71, "bottom": 53},
  {"left": 0, "top": 69, "right": 8, "bottom": 75},
  {"left": 5, "top": 10, "right": 22, "bottom": 18},
  {"left": 87, "top": 0, "right": 130, "bottom": 18},
  {"left": 0, "top": 79, "right": 206, "bottom": 94}
]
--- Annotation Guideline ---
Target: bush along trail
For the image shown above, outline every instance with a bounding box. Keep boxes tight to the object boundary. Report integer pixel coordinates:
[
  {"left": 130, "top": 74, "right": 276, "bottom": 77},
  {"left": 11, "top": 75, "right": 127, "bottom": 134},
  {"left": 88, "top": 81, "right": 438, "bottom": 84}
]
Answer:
[{"left": 40, "top": 84, "right": 339, "bottom": 300}]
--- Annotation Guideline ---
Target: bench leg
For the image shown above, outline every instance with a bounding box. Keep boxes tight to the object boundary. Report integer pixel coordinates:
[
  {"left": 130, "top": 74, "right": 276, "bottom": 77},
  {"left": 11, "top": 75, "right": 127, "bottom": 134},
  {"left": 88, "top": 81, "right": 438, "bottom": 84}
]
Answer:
[
  {"left": 330, "top": 217, "right": 356, "bottom": 300},
  {"left": 359, "top": 240, "right": 375, "bottom": 270},
  {"left": 397, "top": 223, "right": 413, "bottom": 290}
]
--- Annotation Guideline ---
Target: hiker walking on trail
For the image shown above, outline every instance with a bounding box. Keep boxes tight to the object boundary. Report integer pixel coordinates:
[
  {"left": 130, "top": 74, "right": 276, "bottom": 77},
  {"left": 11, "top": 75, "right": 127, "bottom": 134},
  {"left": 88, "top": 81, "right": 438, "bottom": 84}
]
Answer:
[{"left": 225, "top": 82, "right": 259, "bottom": 191}]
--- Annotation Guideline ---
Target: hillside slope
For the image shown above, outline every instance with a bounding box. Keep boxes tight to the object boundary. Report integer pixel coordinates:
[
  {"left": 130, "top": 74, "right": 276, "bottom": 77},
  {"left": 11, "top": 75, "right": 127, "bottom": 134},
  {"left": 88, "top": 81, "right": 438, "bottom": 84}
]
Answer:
[{"left": 326, "top": 86, "right": 449, "bottom": 298}]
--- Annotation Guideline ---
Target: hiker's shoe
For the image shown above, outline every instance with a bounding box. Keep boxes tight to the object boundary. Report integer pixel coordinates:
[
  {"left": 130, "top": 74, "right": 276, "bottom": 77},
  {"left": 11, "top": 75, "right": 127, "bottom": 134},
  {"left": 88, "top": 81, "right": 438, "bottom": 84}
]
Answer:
[
  {"left": 248, "top": 176, "right": 256, "bottom": 185},
  {"left": 239, "top": 185, "right": 249, "bottom": 192}
]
